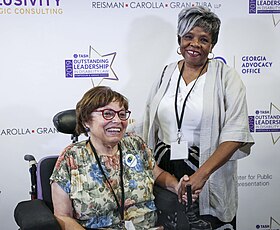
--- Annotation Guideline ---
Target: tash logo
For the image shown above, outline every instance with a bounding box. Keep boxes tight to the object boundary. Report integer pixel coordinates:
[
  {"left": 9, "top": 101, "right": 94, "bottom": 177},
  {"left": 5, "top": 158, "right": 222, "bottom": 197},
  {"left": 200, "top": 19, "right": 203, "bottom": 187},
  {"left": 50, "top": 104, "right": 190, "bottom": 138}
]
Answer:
[
  {"left": 65, "top": 45, "right": 118, "bottom": 84},
  {"left": 249, "top": 103, "right": 280, "bottom": 144}
]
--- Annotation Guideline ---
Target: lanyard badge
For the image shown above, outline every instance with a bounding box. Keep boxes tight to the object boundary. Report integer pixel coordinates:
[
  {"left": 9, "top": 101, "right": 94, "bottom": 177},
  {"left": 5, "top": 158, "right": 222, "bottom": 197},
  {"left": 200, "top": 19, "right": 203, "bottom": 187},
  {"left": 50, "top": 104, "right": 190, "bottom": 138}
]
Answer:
[
  {"left": 172, "top": 61, "right": 208, "bottom": 160},
  {"left": 88, "top": 139, "right": 125, "bottom": 225}
]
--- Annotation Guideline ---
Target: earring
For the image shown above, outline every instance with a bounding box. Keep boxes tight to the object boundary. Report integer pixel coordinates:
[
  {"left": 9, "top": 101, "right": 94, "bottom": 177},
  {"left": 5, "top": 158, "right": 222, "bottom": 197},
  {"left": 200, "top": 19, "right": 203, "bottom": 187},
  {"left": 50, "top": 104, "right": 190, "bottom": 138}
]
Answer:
[
  {"left": 208, "top": 52, "right": 215, "bottom": 60},
  {"left": 177, "top": 47, "right": 182, "bottom": 55},
  {"left": 85, "top": 127, "right": 90, "bottom": 133}
]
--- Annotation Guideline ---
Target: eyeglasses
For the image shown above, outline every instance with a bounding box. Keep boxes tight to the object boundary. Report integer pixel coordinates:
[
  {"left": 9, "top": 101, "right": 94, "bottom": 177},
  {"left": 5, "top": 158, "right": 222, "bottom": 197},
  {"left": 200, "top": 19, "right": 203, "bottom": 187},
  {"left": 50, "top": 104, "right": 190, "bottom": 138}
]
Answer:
[{"left": 93, "top": 109, "right": 131, "bottom": 121}]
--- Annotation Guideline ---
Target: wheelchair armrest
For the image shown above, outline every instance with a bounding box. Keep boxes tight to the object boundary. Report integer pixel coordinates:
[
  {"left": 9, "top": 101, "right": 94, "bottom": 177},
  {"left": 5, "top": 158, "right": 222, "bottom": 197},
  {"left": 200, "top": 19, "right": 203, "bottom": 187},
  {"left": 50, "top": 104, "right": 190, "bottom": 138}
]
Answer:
[{"left": 14, "top": 199, "right": 61, "bottom": 230}]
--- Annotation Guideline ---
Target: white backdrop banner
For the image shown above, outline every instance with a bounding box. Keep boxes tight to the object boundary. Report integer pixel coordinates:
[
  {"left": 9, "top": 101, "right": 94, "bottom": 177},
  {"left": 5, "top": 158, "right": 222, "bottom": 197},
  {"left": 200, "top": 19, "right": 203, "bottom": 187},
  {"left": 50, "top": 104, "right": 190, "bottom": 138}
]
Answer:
[{"left": 0, "top": 1, "right": 279, "bottom": 229}]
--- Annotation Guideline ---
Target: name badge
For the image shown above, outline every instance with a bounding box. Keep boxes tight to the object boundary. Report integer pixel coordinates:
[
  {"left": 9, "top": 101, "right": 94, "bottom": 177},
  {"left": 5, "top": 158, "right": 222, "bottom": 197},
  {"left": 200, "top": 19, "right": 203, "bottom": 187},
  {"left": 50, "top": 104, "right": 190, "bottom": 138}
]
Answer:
[
  {"left": 170, "top": 140, "right": 188, "bottom": 160},
  {"left": 125, "top": 220, "right": 136, "bottom": 230}
]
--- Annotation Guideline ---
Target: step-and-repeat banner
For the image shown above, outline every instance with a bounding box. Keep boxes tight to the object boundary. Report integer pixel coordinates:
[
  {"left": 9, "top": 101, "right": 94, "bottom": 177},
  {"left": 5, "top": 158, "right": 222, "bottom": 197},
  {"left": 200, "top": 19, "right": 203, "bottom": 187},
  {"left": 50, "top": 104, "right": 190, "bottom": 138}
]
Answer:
[{"left": 0, "top": 1, "right": 279, "bottom": 229}]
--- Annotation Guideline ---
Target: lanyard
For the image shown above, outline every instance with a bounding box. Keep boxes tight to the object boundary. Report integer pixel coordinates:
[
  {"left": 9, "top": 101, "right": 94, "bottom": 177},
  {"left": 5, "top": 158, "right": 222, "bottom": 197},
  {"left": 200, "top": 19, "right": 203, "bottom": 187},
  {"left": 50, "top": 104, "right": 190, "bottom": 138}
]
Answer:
[
  {"left": 174, "top": 60, "right": 208, "bottom": 144},
  {"left": 88, "top": 139, "right": 125, "bottom": 224}
]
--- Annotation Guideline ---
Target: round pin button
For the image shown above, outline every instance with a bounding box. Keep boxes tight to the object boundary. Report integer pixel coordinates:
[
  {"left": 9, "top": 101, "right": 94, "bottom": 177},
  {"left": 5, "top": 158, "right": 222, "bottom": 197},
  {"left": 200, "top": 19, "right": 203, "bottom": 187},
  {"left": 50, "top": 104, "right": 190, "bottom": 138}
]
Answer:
[{"left": 125, "top": 154, "right": 137, "bottom": 167}]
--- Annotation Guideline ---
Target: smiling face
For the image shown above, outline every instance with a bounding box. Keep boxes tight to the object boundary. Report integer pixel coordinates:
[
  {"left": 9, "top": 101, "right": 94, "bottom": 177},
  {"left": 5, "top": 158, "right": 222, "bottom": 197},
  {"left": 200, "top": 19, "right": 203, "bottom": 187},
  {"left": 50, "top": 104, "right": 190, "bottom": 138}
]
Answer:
[
  {"left": 85, "top": 101, "right": 128, "bottom": 149},
  {"left": 179, "top": 26, "right": 213, "bottom": 68}
]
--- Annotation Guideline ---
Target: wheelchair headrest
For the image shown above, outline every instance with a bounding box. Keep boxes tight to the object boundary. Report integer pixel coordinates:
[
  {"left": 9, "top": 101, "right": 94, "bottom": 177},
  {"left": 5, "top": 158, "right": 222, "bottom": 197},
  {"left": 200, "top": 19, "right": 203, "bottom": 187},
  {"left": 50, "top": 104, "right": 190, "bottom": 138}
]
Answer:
[{"left": 53, "top": 109, "right": 77, "bottom": 135}]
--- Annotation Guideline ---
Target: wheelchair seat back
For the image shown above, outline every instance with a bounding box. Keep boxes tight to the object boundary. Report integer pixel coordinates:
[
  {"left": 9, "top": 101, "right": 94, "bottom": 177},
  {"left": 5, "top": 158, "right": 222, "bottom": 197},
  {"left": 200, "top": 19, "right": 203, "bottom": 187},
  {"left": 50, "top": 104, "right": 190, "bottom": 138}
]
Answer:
[{"left": 37, "top": 156, "right": 58, "bottom": 211}]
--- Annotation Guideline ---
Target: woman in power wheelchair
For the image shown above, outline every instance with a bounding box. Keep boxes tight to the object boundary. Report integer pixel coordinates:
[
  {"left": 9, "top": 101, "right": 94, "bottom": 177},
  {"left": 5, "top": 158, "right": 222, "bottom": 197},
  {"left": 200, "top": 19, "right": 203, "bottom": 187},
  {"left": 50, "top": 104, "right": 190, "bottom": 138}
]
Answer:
[
  {"left": 50, "top": 86, "right": 198, "bottom": 230},
  {"left": 14, "top": 86, "right": 209, "bottom": 230}
]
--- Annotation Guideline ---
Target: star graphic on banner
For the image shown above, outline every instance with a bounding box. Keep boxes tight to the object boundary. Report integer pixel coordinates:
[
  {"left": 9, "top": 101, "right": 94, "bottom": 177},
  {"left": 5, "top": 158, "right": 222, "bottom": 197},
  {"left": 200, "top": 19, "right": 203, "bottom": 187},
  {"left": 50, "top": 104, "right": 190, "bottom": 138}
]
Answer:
[
  {"left": 272, "top": 14, "right": 280, "bottom": 27},
  {"left": 88, "top": 45, "right": 118, "bottom": 85},
  {"left": 269, "top": 102, "right": 280, "bottom": 144},
  {"left": 270, "top": 216, "right": 280, "bottom": 228}
]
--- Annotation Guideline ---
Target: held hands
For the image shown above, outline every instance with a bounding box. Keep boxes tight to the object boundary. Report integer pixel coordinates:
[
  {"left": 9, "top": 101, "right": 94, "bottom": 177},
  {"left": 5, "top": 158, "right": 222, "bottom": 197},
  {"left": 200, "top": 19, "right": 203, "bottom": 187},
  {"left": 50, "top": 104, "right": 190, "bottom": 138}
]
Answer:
[{"left": 177, "top": 175, "right": 201, "bottom": 205}]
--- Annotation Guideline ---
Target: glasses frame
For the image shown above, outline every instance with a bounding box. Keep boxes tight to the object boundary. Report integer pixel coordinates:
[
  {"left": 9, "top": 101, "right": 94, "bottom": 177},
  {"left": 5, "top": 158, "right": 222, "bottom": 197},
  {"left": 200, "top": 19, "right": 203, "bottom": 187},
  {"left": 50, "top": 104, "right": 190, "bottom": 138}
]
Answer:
[{"left": 93, "top": 108, "right": 131, "bottom": 121}]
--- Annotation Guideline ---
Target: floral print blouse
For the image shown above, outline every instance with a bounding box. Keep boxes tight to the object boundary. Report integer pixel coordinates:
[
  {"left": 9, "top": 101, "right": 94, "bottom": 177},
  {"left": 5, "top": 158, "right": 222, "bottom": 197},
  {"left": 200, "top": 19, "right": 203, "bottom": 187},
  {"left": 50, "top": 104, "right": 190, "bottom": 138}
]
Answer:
[{"left": 50, "top": 133, "right": 157, "bottom": 229}]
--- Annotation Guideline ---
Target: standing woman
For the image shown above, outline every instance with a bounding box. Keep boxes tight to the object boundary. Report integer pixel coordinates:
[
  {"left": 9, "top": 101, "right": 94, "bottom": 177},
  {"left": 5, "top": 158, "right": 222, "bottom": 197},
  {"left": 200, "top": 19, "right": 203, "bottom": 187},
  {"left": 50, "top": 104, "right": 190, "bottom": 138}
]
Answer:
[{"left": 143, "top": 6, "right": 254, "bottom": 229}]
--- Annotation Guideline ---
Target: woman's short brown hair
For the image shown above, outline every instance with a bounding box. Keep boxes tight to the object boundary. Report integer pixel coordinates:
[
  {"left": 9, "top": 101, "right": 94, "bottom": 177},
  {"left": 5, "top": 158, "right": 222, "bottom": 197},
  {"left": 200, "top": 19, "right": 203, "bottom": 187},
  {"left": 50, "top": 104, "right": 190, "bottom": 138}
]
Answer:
[{"left": 75, "top": 86, "right": 129, "bottom": 136}]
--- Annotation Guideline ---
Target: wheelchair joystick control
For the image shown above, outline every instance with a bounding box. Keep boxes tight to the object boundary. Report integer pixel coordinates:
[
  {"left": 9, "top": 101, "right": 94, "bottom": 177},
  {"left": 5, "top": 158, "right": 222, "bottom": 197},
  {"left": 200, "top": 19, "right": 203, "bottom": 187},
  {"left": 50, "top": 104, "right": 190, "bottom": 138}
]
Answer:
[{"left": 186, "top": 185, "right": 212, "bottom": 230}]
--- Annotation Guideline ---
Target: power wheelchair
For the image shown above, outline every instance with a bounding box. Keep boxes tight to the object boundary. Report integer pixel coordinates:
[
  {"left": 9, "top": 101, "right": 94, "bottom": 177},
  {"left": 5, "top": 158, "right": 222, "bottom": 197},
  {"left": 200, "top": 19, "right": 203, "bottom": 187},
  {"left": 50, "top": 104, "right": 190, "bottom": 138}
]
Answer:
[
  {"left": 14, "top": 109, "right": 210, "bottom": 230},
  {"left": 14, "top": 109, "right": 76, "bottom": 230}
]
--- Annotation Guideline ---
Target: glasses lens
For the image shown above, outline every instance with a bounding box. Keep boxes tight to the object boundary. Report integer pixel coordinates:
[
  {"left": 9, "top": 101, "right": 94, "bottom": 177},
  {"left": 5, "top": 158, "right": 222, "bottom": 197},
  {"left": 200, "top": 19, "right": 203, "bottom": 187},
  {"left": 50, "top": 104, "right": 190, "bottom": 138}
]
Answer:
[
  {"left": 103, "top": 109, "right": 115, "bottom": 120},
  {"left": 118, "top": 111, "right": 128, "bottom": 120}
]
